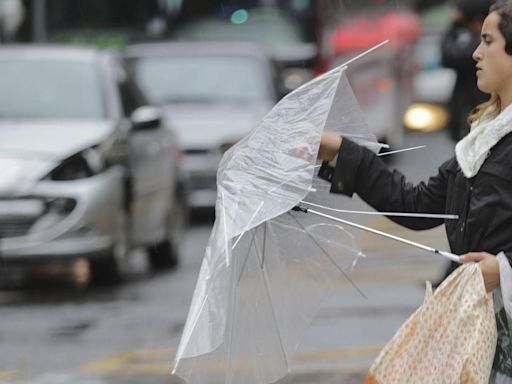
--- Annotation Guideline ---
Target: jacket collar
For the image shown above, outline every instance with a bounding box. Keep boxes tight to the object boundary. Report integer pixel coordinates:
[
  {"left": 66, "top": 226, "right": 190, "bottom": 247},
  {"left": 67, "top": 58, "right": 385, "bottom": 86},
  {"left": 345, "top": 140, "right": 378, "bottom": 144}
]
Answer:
[{"left": 455, "top": 104, "right": 512, "bottom": 178}]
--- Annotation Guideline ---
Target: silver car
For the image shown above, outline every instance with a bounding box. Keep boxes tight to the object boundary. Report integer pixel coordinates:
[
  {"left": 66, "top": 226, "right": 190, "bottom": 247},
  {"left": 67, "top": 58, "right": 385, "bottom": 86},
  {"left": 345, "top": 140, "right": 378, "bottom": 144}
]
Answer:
[
  {"left": 0, "top": 46, "right": 185, "bottom": 285},
  {"left": 124, "top": 42, "right": 278, "bottom": 209}
]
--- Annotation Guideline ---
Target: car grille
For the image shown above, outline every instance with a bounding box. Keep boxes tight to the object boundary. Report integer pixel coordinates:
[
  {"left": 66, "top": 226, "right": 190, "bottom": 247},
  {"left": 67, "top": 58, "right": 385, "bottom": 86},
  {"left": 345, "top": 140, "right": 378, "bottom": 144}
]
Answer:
[
  {"left": 0, "top": 218, "right": 36, "bottom": 238},
  {"left": 0, "top": 198, "right": 45, "bottom": 238}
]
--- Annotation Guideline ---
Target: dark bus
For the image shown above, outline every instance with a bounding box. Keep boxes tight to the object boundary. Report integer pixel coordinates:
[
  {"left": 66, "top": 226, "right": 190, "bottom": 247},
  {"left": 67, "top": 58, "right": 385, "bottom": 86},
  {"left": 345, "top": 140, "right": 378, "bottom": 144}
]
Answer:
[{"left": 19, "top": 0, "right": 170, "bottom": 46}]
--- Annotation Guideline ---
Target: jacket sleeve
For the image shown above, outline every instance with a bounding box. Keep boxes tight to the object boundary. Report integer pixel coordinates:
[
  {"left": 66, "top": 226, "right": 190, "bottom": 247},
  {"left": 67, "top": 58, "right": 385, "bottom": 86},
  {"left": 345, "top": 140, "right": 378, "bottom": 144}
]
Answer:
[{"left": 318, "top": 138, "right": 451, "bottom": 230}]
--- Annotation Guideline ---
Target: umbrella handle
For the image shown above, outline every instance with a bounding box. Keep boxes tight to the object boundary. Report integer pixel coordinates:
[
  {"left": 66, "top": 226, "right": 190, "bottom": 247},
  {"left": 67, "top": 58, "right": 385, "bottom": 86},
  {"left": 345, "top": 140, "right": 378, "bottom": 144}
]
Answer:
[{"left": 438, "top": 251, "right": 462, "bottom": 264}]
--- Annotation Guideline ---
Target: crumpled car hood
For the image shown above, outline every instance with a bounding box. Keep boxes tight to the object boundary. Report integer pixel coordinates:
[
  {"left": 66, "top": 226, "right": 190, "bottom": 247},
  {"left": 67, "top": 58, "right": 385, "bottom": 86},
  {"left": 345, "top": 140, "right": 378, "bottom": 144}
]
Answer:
[{"left": 0, "top": 119, "right": 114, "bottom": 194}]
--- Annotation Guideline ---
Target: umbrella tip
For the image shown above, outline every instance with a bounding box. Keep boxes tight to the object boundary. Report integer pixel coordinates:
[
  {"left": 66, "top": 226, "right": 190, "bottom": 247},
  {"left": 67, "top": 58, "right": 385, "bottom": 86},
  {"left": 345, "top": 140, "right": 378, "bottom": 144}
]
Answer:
[{"left": 292, "top": 205, "right": 308, "bottom": 213}]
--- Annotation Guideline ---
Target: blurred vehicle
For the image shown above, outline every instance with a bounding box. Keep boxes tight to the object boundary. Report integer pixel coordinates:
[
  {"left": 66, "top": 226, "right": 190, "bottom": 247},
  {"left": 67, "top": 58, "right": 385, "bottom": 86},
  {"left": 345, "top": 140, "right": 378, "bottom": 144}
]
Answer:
[
  {"left": 123, "top": 42, "right": 278, "bottom": 209},
  {"left": 24, "top": 0, "right": 164, "bottom": 46},
  {"left": 404, "top": 4, "right": 455, "bottom": 132},
  {"left": 171, "top": 6, "right": 318, "bottom": 94},
  {"left": 404, "top": 30, "right": 455, "bottom": 132},
  {"left": 21, "top": 0, "right": 320, "bottom": 93},
  {"left": 412, "top": 31, "right": 456, "bottom": 105},
  {"left": 0, "top": 46, "right": 184, "bottom": 286},
  {"left": 327, "top": 10, "right": 421, "bottom": 147}
]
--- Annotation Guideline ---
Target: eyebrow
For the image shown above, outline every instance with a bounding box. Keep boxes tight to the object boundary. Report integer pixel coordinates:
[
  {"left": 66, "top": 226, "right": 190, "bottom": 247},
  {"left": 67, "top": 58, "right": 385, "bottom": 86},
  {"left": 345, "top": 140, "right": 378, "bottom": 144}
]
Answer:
[{"left": 481, "top": 32, "right": 492, "bottom": 39}]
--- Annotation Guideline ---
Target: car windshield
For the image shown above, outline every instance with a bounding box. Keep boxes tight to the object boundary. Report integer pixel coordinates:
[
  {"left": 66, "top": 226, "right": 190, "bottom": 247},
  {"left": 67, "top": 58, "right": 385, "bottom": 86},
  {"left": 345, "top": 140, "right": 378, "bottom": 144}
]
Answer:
[
  {"left": 173, "top": 8, "right": 305, "bottom": 47},
  {"left": 132, "top": 55, "right": 269, "bottom": 105},
  {"left": 0, "top": 59, "right": 105, "bottom": 119}
]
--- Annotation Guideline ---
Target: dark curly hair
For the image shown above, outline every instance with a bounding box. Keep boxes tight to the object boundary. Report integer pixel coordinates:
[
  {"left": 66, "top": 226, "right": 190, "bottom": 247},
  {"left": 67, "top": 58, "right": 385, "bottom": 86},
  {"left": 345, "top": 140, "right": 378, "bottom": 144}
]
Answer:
[
  {"left": 469, "top": 0, "right": 512, "bottom": 123},
  {"left": 490, "top": 0, "right": 512, "bottom": 54}
]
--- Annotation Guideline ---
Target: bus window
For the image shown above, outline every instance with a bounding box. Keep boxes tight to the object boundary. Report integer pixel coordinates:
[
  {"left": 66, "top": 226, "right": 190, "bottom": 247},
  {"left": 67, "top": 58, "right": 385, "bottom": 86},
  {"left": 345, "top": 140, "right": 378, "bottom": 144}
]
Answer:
[{"left": 31, "top": 0, "right": 161, "bottom": 46}]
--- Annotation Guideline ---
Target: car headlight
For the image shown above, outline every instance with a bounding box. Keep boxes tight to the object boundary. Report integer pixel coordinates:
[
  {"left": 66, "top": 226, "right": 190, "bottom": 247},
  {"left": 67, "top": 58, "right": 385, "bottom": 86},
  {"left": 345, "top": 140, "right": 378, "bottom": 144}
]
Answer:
[
  {"left": 45, "top": 148, "right": 105, "bottom": 181},
  {"left": 403, "top": 103, "right": 449, "bottom": 132}
]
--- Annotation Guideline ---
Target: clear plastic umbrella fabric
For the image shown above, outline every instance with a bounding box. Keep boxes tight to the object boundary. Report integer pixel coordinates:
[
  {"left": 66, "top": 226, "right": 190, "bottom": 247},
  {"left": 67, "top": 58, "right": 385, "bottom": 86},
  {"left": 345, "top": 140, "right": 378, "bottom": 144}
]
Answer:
[{"left": 173, "top": 64, "right": 383, "bottom": 384}]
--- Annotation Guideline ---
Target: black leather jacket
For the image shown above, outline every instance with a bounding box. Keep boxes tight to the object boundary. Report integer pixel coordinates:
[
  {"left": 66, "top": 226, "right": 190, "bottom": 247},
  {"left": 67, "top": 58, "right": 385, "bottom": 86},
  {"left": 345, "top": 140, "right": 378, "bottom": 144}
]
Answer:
[{"left": 318, "top": 135, "right": 512, "bottom": 262}]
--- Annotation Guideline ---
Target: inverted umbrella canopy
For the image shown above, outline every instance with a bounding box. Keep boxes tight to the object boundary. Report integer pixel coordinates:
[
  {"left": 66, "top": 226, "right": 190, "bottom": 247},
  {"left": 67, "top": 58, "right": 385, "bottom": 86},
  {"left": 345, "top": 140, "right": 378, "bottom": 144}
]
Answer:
[{"left": 173, "top": 61, "right": 383, "bottom": 384}]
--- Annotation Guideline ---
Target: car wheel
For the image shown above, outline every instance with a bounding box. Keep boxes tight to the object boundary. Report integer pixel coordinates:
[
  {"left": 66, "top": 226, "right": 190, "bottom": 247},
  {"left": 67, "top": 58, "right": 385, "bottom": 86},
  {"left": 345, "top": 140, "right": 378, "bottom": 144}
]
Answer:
[
  {"left": 91, "top": 211, "right": 130, "bottom": 284},
  {"left": 148, "top": 187, "right": 187, "bottom": 270}
]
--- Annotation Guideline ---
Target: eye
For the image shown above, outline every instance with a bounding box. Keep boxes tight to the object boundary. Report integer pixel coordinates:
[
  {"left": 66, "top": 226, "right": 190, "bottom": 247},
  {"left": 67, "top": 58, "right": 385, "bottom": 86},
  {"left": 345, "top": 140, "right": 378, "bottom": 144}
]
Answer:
[{"left": 482, "top": 36, "right": 492, "bottom": 45}]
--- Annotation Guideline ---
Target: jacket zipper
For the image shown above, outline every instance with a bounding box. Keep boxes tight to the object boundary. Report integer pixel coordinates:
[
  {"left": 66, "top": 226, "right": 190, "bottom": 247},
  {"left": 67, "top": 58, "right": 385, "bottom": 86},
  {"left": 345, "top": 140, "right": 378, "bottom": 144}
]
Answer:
[{"left": 460, "top": 179, "right": 474, "bottom": 251}]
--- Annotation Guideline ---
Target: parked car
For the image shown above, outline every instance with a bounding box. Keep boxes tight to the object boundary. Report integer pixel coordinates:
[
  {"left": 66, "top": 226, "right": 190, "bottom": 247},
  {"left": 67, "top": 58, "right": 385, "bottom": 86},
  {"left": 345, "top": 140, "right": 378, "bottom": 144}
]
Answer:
[
  {"left": 123, "top": 42, "right": 278, "bottom": 209},
  {"left": 0, "top": 46, "right": 185, "bottom": 286}
]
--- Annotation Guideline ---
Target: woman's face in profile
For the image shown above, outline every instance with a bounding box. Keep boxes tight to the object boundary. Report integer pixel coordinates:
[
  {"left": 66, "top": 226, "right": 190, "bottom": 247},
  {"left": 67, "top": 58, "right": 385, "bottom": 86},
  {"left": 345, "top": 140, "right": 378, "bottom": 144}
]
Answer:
[{"left": 473, "top": 11, "right": 512, "bottom": 96}]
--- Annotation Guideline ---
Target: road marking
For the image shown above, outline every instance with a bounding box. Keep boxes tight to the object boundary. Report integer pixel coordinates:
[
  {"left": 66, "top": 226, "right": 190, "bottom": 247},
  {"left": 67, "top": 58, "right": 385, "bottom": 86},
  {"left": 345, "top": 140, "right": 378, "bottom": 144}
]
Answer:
[
  {"left": 0, "top": 371, "right": 17, "bottom": 382},
  {"left": 80, "top": 349, "right": 174, "bottom": 375},
  {"left": 80, "top": 344, "right": 383, "bottom": 376},
  {"left": 294, "top": 345, "right": 382, "bottom": 362}
]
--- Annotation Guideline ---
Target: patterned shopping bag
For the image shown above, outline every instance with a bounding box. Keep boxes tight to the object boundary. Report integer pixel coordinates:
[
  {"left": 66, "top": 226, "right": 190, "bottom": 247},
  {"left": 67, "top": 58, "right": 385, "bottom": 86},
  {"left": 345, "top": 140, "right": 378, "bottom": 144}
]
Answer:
[{"left": 366, "top": 263, "right": 497, "bottom": 384}]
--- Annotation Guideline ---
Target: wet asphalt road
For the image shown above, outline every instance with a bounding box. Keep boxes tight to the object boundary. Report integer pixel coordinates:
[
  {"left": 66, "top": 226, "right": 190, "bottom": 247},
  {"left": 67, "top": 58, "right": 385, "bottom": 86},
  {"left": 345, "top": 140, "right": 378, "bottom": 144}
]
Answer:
[{"left": 0, "top": 130, "right": 455, "bottom": 384}]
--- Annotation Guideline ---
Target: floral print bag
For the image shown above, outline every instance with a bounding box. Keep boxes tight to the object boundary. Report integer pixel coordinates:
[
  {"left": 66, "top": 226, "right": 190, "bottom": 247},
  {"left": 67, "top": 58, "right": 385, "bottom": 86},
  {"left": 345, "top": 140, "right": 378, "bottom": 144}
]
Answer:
[{"left": 365, "top": 263, "right": 497, "bottom": 384}]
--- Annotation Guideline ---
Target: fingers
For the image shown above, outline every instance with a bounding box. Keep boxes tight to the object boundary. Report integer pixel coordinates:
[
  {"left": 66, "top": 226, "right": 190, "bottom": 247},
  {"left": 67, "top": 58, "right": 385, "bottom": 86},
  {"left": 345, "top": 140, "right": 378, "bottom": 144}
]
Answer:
[
  {"left": 318, "top": 132, "right": 342, "bottom": 161},
  {"left": 460, "top": 252, "right": 494, "bottom": 263},
  {"left": 459, "top": 252, "right": 499, "bottom": 292}
]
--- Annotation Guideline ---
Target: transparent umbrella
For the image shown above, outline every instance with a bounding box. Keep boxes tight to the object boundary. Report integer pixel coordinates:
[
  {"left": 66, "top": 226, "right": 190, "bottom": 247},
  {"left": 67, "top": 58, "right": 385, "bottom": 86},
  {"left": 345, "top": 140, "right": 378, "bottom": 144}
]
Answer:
[{"left": 172, "top": 42, "right": 441, "bottom": 384}]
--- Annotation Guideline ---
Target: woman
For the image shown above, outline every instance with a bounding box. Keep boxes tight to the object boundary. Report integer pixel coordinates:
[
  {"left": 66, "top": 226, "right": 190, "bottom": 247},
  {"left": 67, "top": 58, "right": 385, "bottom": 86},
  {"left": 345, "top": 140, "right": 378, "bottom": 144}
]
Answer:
[{"left": 319, "top": 0, "right": 512, "bottom": 379}]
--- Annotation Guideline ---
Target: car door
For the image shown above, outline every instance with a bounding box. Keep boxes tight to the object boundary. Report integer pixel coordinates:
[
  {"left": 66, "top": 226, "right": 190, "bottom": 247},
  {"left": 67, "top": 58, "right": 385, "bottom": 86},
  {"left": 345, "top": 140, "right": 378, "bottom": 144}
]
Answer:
[{"left": 116, "top": 65, "right": 174, "bottom": 245}]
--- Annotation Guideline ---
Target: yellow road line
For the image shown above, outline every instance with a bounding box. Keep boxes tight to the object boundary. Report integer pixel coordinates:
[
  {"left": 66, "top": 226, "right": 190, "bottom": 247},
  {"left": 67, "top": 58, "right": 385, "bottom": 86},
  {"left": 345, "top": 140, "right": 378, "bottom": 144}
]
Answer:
[
  {"left": 80, "top": 345, "right": 382, "bottom": 375},
  {"left": 0, "top": 371, "right": 17, "bottom": 382},
  {"left": 294, "top": 345, "right": 382, "bottom": 362},
  {"left": 80, "top": 349, "right": 174, "bottom": 375}
]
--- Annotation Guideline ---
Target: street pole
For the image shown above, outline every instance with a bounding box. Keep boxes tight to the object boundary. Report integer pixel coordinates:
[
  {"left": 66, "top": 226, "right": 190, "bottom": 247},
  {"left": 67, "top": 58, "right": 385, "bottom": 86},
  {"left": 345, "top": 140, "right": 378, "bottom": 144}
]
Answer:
[{"left": 32, "top": 0, "right": 46, "bottom": 42}]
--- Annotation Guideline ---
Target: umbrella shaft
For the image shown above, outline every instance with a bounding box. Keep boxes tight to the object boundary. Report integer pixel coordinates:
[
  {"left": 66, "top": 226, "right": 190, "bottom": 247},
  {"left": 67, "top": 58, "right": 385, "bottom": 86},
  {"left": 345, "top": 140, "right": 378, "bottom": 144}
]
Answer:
[{"left": 302, "top": 207, "right": 460, "bottom": 263}]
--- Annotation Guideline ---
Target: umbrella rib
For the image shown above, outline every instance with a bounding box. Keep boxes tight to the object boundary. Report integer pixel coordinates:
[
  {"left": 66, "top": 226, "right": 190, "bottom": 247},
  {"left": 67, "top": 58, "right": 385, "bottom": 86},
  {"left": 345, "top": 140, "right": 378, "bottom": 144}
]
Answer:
[
  {"left": 301, "top": 200, "right": 459, "bottom": 220},
  {"left": 237, "top": 228, "right": 258, "bottom": 284},
  {"left": 288, "top": 212, "right": 367, "bottom": 299},
  {"left": 296, "top": 206, "right": 461, "bottom": 263},
  {"left": 221, "top": 190, "right": 231, "bottom": 266},
  {"left": 261, "top": 222, "right": 267, "bottom": 268},
  {"left": 232, "top": 201, "right": 264, "bottom": 250},
  {"left": 253, "top": 226, "right": 291, "bottom": 369},
  {"left": 227, "top": 228, "right": 258, "bottom": 383}
]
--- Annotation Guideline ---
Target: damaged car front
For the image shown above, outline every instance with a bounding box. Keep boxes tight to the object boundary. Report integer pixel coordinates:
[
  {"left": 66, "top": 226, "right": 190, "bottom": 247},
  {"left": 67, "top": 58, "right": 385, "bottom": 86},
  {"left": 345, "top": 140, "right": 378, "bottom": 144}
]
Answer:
[{"left": 0, "top": 48, "right": 135, "bottom": 286}]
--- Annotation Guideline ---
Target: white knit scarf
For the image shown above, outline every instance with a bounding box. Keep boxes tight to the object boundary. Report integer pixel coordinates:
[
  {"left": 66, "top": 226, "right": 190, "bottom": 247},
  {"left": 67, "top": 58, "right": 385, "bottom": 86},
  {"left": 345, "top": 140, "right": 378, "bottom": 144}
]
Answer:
[{"left": 455, "top": 104, "right": 512, "bottom": 178}]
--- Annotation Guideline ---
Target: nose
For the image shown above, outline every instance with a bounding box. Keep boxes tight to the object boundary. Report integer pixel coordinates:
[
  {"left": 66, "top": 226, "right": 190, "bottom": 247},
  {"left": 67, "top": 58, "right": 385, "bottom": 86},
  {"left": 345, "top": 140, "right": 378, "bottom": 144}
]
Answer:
[{"left": 473, "top": 45, "right": 482, "bottom": 62}]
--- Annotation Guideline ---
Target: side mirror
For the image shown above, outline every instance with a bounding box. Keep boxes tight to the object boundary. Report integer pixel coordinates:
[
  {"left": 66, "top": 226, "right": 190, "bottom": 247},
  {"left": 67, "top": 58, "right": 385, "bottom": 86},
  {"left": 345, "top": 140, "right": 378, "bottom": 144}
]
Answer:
[{"left": 131, "top": 106, "right": 162, "bottom": 131}]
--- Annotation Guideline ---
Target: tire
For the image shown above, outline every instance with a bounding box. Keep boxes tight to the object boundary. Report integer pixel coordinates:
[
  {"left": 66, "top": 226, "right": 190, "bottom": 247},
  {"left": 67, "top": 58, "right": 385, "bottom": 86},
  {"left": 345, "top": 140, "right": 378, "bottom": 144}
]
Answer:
[
  {"left": 90, "top": 255, "right": 122, "bottom": 285},
  {"left": 148, "top": 187, "right": 187, "bottom": 270},
  {"left": 90, "top": 211, "right": 130, "bottom": 285},
  {"left": 148, "top": 239, "right": 178, "bottom": 270}
]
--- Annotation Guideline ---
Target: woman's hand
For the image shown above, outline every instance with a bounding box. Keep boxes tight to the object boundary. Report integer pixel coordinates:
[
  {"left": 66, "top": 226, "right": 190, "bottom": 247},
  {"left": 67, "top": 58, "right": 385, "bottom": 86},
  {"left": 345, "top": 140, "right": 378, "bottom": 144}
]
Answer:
[
  {"left": 460, "top": 252, "right": 500, "bottom": 292},
  {"left": 319, "top": 132, "right": 342, "bottom": 161}
]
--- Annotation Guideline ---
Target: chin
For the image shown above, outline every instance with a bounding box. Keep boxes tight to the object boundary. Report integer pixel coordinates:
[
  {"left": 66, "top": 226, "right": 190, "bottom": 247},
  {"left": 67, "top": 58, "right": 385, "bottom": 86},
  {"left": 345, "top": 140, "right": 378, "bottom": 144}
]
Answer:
[{"left": 477, "top": 81, "right": 491, "bottom": 94}]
